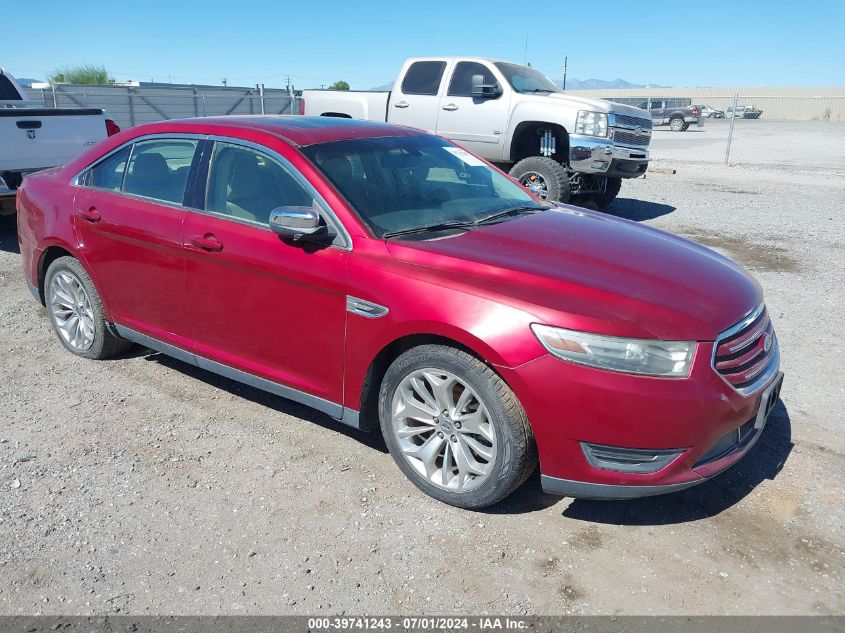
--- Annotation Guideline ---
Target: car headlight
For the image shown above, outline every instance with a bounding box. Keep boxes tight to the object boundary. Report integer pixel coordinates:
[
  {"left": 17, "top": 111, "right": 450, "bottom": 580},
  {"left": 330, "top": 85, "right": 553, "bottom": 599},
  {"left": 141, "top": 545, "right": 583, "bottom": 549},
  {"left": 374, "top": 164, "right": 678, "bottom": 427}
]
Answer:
[
  {"left": 575, "top": 111, "right": 608, "bottom": 137},
  {"left": 531, "top": 324, "right": 695, "bottom": 377}
]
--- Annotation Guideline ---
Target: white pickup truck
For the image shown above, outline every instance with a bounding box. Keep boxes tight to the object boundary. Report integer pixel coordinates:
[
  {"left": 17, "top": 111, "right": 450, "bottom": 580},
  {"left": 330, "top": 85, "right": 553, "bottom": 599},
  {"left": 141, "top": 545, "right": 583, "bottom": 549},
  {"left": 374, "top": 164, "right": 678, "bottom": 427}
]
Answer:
[
  {"left": 302, "top": 57, "right": 652, "bottom": 207},
  {"left": 0, "top": 68, "right": 119, "bottom": 214}
]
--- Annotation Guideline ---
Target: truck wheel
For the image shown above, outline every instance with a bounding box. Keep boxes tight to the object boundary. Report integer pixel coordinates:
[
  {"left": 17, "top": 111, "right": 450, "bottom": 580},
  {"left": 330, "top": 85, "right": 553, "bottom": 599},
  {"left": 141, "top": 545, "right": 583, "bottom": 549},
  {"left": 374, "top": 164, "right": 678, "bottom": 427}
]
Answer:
[
  {"left": 670, "top": 117, "right": 686, "bottom": 132},
  {"left": 509, "top": 157, "right": 571, "bottom": 204},
  {"left": 593, "top": 177, "right": 623, "bottom": 209},
  {"left": 44, "top": 256, "right": 132, "bottom": 359},
  {"left": 379, "top": 344, "right": 536, "bottom": 509}
]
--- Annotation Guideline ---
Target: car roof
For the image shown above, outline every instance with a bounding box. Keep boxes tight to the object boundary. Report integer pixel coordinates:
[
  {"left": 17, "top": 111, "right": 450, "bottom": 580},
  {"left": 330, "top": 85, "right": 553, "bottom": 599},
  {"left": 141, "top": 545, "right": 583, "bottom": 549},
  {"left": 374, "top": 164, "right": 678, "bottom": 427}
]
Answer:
[{"left": 128, "top": 116, "right": 427, "bottom": 148}]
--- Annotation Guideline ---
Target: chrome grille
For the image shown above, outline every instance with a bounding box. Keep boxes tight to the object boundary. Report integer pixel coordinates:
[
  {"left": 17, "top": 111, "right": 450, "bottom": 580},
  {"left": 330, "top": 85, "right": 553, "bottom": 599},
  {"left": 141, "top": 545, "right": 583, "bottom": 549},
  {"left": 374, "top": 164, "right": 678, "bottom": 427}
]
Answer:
[
  {"left": 612, "top": 130, "right": 651, "bottom": 147},
  {"left": 612, "top": 114, "right": 653, "bottom": 131},
  {"left": 712, "top": 304, "right": 779, "bottom": 396}
]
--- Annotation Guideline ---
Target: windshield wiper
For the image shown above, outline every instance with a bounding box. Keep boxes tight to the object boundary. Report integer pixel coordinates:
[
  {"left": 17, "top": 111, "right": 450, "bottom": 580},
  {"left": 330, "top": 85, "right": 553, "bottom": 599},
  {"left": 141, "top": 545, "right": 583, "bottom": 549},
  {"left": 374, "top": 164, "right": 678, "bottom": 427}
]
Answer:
[
  {"left": 382, "top": 221, "right": 476, "bottom": 239},
  {"left": 475, "top": 206, "right": 546, "bottom": 225},
  {"left": 523, "top": 88, "right": 555, "bottom": 93}
]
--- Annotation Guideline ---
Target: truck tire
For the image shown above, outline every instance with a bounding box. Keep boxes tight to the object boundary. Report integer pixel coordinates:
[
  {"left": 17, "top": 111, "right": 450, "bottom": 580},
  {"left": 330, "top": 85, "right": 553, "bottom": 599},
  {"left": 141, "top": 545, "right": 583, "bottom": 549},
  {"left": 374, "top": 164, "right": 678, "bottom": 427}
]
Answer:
[
  {"left": 509, "top": 157, "right": 571, "bottom": 204},
  {"left": 593, "top": 177, "right": 623, "bottom": 209},
  {"left": 378, "top": 344, "right": 536, "bottom": 509},
  {"left": 670, "top": 117, "right": 686, "bottom": 132}
]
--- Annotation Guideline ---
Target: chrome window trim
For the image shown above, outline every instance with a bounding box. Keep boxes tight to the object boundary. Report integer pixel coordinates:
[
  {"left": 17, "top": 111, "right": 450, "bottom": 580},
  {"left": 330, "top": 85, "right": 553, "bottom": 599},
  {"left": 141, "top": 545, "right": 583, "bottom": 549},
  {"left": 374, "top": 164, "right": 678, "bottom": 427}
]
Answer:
[
  {"left": 202, "top": 135, "right": 353, "bottom": 251},
  {"left": 711, "top": 302, "right": 780, "bottom": 397},
  {"left": 70, "top": 132, "right": 209, "bottom": 189}
]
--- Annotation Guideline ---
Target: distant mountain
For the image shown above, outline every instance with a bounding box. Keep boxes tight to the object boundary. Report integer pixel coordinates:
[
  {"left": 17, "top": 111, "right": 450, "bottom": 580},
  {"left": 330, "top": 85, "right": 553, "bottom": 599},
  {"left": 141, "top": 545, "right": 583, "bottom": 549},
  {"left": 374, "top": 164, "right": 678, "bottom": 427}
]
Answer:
[
  {"left": 14, "top": 77, "right": 44, "bottom": 87},
  {"left": 368, "top": 78, "right": 668, "bottom": 91},
  {"left": 557, "top": 78, "right": 670, "bottom": 90}
]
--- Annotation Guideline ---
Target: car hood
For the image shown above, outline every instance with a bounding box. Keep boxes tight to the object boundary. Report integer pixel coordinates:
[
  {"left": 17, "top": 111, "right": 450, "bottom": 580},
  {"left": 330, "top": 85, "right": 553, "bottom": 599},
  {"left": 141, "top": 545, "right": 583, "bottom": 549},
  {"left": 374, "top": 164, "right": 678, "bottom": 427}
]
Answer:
[
  {"left": 385, "top": 208, "right": 760, "bottom": 341},
  {"left": 541, "top": 93, "right": 651, "bottom": 119}
]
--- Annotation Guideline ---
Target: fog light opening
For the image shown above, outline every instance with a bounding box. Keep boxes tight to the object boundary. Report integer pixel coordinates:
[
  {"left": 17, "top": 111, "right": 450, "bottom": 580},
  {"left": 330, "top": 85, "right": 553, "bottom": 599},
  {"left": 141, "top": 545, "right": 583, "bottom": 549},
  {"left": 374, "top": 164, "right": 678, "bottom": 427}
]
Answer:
[{"left": 581, "top": 442, "right": 684, "bottom": 474}]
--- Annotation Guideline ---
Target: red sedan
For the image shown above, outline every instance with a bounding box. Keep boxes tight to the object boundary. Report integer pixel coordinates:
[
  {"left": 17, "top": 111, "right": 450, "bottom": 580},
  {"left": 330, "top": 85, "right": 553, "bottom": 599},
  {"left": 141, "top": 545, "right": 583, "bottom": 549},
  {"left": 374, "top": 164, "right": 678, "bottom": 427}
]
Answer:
[{"left": 16, "top": 116, "right": 783, "bottom": 509}]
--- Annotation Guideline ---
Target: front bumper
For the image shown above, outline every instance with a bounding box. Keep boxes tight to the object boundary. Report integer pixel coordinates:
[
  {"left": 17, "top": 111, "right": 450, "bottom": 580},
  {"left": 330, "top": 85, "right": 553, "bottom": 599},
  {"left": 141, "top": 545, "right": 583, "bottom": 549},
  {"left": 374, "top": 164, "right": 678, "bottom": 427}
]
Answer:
[
  {"left": 499, "top": 345, "right": 783, "bottom": 500},
  {"left": 569, "top": 134, "right": 649, "bottom": 178}
]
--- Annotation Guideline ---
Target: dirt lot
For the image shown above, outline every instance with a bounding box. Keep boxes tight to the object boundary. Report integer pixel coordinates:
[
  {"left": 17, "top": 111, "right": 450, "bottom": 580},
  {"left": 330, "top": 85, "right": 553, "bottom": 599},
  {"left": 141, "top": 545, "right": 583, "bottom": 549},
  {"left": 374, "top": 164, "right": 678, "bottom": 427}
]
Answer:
[
  {"left": 1, "top": 164, "right": 844, "bottom": 616},
  {"left": 649, "top": 119, "right": 845, "bottom": 170}
]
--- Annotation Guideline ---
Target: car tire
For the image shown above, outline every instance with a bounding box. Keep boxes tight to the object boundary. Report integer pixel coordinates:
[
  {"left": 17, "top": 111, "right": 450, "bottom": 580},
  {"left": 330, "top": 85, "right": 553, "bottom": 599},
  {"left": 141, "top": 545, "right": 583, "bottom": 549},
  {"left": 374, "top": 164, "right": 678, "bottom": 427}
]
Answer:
[
  {"left": 670, "top": 117, "right": 686, "bottom": 132},
  {"left": 592, "top": 177, "right": 623, "bottom": 209},
  {"left": 378, "top": 344, "right": 536, "bottom": 509},
  {"left": 44, "top": 256, "right": 132, "bottom": 360},
  {"left": 509, "top": 156, "right": 571, "bottom": 204}
]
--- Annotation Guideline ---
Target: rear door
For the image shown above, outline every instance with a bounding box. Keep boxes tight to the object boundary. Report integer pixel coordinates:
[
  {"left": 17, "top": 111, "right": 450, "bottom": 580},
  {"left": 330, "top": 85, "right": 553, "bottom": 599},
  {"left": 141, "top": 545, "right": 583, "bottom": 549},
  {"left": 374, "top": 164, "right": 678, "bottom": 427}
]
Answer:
[
  {"left": 387, "top": 60, "right": 447, "bottom": 132},
  {"left": 182, "top": 138, "right": 349, "bottom": 405},
  {"left": 73, "top": 136, "right": 201, "bottom": 347},
  {"left": 0, "top": 109, "right": 106, "bottom": 172},
  {"left": 436, "top": 61, "right": 510, "bottom": 160}
]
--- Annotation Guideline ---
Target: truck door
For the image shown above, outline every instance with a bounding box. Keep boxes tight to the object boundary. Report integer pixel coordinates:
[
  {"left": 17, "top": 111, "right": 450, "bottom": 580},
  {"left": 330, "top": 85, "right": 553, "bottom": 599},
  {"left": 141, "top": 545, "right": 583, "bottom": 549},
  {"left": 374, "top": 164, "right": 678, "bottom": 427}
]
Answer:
[
  {"left": 436, "top": 61, "right": 511, "bottom": 160},
  {"left": 387, "top": 60, "right": 447, "bottom": 132}
]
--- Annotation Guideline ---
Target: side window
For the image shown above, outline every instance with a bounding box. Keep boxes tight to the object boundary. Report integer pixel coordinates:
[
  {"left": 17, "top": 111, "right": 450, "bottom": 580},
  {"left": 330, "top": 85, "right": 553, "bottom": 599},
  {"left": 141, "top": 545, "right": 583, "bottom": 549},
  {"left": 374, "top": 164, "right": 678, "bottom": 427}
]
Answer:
[
  {"left": 123, "top": 139, "right": 199, "bottom": 205},
  {"left": 206, "top": 142, "right": 317, "bottom": 226},
  {"left": 0, "top": 75, "right": 22, "bottom": 100},
  {"left": 447, "top": 62, "right": 497, "bottom": 97},
  {"left": 86, "top": 145, "right": 132, "bottom": 191},
  {"left": 401, "top": 61, "right": 447, "bottom": 96}
]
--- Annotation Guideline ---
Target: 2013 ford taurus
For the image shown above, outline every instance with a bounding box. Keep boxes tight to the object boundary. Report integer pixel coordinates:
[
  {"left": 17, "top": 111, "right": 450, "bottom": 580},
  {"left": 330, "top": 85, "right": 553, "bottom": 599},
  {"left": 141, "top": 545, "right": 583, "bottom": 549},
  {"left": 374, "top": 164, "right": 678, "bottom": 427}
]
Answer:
[{"left": 16, "top": 116, "right": 783, "bottom": 509}]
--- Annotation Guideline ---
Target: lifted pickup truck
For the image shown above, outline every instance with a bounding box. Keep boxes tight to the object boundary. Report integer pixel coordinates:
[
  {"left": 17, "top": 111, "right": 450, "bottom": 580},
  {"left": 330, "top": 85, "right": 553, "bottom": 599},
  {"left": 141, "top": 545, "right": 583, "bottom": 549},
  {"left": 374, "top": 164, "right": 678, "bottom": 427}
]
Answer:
[
  {"left": 302, "top": 57, "right": 652, "bottom": 207},
  {"left": 0, "top": 68, "right": 120, "bottom": 214}
]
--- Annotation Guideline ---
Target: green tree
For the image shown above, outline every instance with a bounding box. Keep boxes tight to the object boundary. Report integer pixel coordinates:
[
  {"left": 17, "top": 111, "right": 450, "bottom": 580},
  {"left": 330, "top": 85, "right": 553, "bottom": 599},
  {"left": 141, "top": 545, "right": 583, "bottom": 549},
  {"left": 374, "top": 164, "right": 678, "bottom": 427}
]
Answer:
[
  {"left": 50, "top": 64, "right": 112, "bottom": 85},
  {"left": 328, "top": 80, "right": 350, "bottom": 91}
]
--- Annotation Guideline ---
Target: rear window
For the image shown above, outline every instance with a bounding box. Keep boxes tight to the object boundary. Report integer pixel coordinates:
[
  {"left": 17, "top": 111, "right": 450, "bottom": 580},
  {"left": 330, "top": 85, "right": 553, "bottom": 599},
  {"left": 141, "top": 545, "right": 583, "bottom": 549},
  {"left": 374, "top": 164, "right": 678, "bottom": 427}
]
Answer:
[
  {"left": 0, "top": 75, "right": 22, "bottom": 100},
  {"left": 401, "top": 61, "right": 447, "bottom": 96},
  {"left": 122, "top": 139, "right": 198, "bottom": 205}
]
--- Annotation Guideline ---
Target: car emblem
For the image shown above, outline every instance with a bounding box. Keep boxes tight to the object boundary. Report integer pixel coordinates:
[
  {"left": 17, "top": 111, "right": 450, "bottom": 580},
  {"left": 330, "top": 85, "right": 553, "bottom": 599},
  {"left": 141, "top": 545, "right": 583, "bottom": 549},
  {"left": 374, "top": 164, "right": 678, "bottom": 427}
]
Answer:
[
  {"left": 26, "top": 130, "right": 36, "bottom": 139},
  {"left": 762, "top": 333, "right": 772, "bottom": 352}
]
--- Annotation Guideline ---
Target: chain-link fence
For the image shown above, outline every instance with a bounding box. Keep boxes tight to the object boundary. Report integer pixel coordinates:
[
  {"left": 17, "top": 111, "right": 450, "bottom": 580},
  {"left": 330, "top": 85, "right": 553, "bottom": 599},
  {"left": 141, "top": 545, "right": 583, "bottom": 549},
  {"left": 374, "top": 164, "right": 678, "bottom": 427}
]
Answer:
[
  {"left": 22, "top": 84, "right": 300, "bottom": 131},
  {"left": 574, "top": 90, "right": 845, "bottom": 170}
]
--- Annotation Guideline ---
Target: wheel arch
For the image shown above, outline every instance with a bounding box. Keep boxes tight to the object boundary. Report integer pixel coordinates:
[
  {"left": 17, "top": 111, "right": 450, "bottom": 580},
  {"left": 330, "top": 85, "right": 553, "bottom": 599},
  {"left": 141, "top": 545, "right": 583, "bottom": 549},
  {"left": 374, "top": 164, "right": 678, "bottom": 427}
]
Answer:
[
  {"left": 37, "top": 242, "right": 110, "bottom": 318},
  {"left": 508, "top": 121, "right": 569, "bottom": 165},
  {"left": 355, "top": 332, "right": 511, "bottom": 433}
]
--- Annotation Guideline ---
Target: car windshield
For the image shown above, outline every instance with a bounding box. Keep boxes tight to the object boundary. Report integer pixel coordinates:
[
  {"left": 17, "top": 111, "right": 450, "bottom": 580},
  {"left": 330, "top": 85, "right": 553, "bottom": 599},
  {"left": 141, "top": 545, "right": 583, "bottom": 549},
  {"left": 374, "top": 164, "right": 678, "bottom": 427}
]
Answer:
[
  {"left": 493, "top": 62, "right": 561, "bottom": 94},
  {"left": 301, "top": 135, "right": 550, "bottom": 239}
]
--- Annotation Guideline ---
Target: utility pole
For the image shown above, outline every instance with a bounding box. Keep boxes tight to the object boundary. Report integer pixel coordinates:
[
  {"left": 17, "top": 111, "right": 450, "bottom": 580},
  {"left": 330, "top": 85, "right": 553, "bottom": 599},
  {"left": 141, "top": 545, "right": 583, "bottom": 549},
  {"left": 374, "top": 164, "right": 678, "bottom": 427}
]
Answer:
[{"left": 562, "top": 57, "right": 568, "bottom": 91}]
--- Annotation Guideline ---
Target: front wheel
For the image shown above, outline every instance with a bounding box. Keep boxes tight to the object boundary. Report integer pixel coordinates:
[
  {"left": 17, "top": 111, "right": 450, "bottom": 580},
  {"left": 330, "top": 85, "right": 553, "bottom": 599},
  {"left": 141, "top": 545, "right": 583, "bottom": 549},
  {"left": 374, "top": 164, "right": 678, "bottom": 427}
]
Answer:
[
  {"left": 379, "top": 345, "right": 536, "bottom": 509},
  {"left": 509, "top": 156, "right": 571, "bottom": 204},
  {"left": 592, "top": 177, "right": 623, "bottom": 209}
]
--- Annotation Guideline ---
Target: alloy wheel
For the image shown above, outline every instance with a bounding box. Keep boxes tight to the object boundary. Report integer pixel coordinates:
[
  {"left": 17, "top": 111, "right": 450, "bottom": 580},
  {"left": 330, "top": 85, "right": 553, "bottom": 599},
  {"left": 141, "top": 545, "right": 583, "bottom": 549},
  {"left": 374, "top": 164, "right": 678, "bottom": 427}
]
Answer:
[
  {"left": 390, "top": 368, "right": 498, "bottom": 492},
  {"left": 49, "top": 271, "right": 96, "bottom": 352},
  {"left": 517, "top": 171, "right": 550, "bottom": 199}
]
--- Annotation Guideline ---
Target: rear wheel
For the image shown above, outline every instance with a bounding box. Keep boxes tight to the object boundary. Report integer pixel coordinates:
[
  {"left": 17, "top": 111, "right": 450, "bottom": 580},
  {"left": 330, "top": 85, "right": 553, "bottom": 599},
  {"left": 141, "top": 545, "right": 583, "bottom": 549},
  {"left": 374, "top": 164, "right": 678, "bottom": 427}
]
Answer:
[
  {"left": 379, "top": 344, "right": 536, "bottom": 509},
  {"left": 45, "top": 256, "right": 131, "bottom": 359},
  {"left": 509, "top": 156, "right": 571, "bottom": 204},
  {"left": 670, "top": 117, "right": 686, "bottom": 132}
]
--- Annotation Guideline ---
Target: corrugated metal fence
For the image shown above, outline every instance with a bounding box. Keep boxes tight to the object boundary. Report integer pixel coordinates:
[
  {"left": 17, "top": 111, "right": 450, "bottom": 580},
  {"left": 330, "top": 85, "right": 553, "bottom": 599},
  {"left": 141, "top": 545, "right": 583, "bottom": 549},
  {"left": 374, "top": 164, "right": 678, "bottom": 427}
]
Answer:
[{"left": 23, "top": 83, "right": 300, "bottom": 130}]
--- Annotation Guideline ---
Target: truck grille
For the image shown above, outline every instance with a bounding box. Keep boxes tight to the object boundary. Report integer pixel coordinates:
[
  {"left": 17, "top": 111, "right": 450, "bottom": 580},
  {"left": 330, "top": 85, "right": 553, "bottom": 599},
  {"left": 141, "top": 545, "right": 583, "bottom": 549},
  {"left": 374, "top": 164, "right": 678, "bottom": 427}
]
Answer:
[
  {"left": 612, "top": 130, "right": 651, "bottom": 147},
  {"left": 712, "top": 304, "right": 779, "bottom": 396},
  {"left": 612, "top": 114, "right": 653, "bottom": 131}
]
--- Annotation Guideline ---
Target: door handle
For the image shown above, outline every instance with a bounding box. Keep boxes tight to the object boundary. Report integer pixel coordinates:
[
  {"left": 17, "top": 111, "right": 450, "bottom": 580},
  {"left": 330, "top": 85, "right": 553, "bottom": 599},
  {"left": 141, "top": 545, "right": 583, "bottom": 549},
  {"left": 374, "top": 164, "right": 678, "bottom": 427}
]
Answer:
[
  {"left": 187, "top": 234, "right": 224, "bottom": 252},
  {"left": 393, "top": 101, "right": 409, "bottom": 108},
  {"left": 78, "top": 206, "right": 101, "bottom": 223},
  {"left": 442, "top": 103, "right": 458, "bottom": 111}
]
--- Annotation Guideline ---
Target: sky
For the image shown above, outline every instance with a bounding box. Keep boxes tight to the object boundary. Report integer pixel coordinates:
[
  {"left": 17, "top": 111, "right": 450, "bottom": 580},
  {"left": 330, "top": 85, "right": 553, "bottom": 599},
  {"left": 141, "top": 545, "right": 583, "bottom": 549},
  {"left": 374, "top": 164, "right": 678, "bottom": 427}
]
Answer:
[{"left": 3, "top": 0, "right": 844, "bottom": 90}]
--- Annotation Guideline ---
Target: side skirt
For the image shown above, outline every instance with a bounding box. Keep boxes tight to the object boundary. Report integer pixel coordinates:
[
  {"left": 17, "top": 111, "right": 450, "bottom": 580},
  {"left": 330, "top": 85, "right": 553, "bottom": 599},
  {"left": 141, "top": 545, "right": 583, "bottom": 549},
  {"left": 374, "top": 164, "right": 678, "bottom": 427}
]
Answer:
[{"left": 111, "top": 324, "right": 361, "bottom": 430}]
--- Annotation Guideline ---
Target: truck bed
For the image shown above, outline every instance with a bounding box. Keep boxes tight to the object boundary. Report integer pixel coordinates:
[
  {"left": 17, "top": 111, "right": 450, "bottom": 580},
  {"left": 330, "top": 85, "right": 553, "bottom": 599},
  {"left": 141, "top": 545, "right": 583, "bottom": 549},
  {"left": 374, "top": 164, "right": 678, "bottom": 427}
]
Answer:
[{"left": 301, "top": 90, "right": 390, "bottom": 122}]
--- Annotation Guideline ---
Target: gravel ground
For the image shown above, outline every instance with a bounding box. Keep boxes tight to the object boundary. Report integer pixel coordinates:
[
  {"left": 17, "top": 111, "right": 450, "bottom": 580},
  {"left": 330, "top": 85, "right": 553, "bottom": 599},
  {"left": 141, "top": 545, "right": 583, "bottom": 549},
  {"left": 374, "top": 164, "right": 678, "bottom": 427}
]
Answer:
[
  {"left": 1, "top": 164, "right": 844, "bottom": 616},
  {"left": 649, "top": 119, "right": 845, "bottom": 170}
]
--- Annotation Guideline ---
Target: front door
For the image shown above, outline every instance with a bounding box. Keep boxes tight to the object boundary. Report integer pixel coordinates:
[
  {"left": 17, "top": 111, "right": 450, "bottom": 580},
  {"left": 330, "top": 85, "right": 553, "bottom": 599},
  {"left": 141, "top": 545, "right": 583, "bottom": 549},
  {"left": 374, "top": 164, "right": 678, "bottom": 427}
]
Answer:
[
  {"left": 73, "top": 137, "right": 200, "bottom": 346},
  {"left": 183, "top": 140, "right": 349, "bottom": 405},
  {"left": 387, "top": 60, "right": 448, "bottom": 132},
  {"left": 436, "top": 61, "right": 511, "bottom": 159}
]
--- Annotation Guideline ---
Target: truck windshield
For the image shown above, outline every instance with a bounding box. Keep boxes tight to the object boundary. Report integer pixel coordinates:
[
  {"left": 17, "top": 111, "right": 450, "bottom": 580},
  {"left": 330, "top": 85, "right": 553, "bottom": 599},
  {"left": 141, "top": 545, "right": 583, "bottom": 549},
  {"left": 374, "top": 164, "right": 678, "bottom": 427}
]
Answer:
[
  {"left": 493, "top": 62, "right": 561, "bottom": 94},
  {"left": 301, "top": 135, "right": 549, "bottom": 239}
]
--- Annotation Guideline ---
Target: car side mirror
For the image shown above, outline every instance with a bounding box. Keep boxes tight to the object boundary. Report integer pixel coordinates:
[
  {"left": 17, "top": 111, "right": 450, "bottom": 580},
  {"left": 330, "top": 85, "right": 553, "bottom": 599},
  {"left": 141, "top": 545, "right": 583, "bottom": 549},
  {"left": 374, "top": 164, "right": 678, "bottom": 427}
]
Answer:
[
  {"left": 268, "top": 206, "right": 327, "bottom": 241},
  {"left": 470, "top": 78, "right": 502, "bottom": 99}
]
